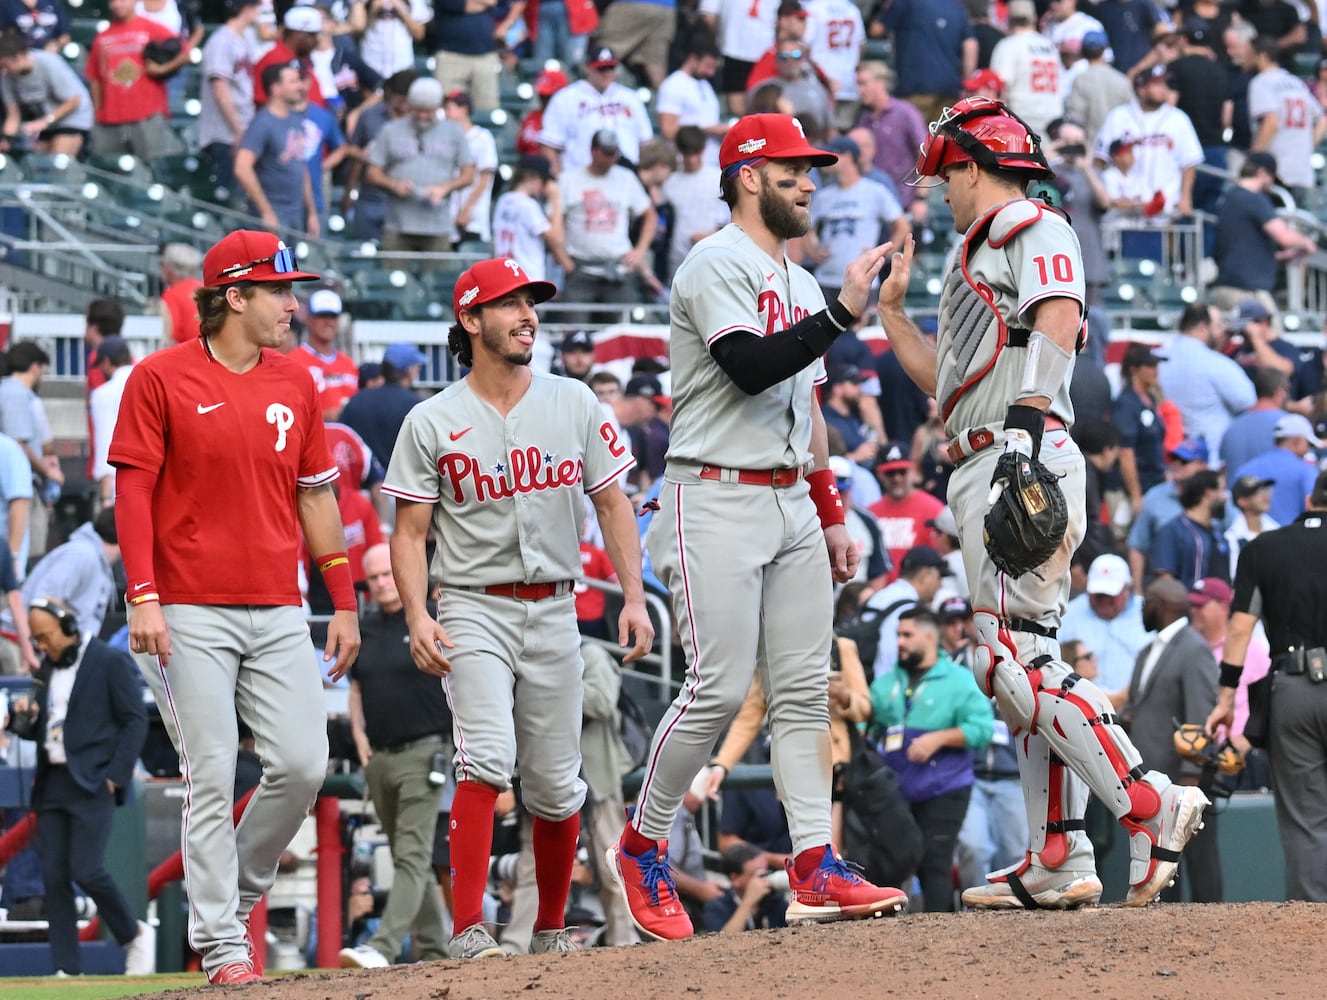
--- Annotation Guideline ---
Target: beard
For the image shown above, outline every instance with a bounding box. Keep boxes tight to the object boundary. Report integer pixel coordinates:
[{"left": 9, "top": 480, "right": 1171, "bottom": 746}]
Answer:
[
  {"left": 480, "top": 323, "right": 534, "bottom": 366},
  {"left": 758, "top": 176, "right": 810, "bottom": 239},
  {"left": 1210, "top": 500, "right": 1228, "bottom": 521},
  {"left": 1142, "top": 608, "right": 1159, "bottom": 633},
  {"left": 899, "top": 650, "right": 925, "bottom": 673}
]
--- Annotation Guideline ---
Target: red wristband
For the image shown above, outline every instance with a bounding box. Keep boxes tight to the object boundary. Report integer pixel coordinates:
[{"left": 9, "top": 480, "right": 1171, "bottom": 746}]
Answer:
[
  {"left": 807, "top": 468, "right": 845, "bottom": 528},
  {"left": 316, "top": 552, "right": 357, "bottom": 612}
]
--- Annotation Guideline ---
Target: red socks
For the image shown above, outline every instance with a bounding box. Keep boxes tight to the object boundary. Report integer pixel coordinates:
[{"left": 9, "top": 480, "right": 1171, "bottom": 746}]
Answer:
[
  {"left": 622, "top": 824, "right": 656, "bottom": 857},
  {"left": 793, "top": 845, "right": 828, "bottom": 880},
  {"left": 532, "top": 814, "right": 580, "bottom": 933},
  {"left": 449, "top": 781, "right": 499, "bottom": 933}
]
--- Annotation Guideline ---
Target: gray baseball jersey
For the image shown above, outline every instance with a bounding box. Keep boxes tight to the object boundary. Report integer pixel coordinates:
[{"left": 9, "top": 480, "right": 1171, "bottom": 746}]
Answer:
[
  {"left": 382, "top": 370, "right": 635, "bottom": 585},
  {"left": 936, "top": 199, "right": 1084, "bottom": 438},
  {"left": 1248, "top": 66, "right": 1322, "bottom": 189},
  {"left": 665, "top": 223, "right": 827, "bottom": 471}
]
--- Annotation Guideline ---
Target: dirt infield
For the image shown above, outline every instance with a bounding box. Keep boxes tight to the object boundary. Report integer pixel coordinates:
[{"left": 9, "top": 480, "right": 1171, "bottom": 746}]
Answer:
[{"left": 151, "top": 902, "right": 1324, "bottom": 1000}]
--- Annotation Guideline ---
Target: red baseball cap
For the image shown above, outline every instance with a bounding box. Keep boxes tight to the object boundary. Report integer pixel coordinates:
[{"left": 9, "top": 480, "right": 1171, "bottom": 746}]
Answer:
[
  {"left": 203, "top": 230, "right": 320, "bottom": 287},
  {"left": 962, "top": 68, "right": 1004, "bottom": 95},
  {"left": 453, "top": 258, "right": 557, "bottom": 315},
  {"left": 535, "top": 68, "right": 569, "bottom": 96},
  {"left": 719, "top": 114, "right": 837, "bottom": 172}
]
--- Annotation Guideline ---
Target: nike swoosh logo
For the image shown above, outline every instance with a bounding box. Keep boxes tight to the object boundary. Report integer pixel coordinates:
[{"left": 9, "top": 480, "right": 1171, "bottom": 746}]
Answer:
[
  {"left": 197, "top": 402, "right": 226, "bottom": 414},
  {"left": 1053, "top": 438, "right": 1069, "bottom": 448},
  {"left": 449, "top": 427, "right": 473, "bottom": 441},
  {"left": 766, "top": 272, "right": 776, "bottom": 282},
  {"left": 133, "top": 582, "right": 151, "bottom": 591}
]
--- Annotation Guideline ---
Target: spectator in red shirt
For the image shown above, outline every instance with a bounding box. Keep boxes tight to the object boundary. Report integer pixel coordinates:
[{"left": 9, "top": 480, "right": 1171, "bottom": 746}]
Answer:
[
  {"left": 253, "top": 5, "right": 327, "bottom": 108},
  {"left": 290, "top": 289, "right": 360, "bottom": 421},
  {"left": 160, "top": 243, "right": 203, "bottom": 344},
  {"left": 85, "top": 0, "right": 189, "bottom": 158},
  {"left": 868, "top": 441, "right": 942, "bottom": 583},
  {"left": 575, "top": 538, "right": 616, "bottom": 639},
  {"left": 517, "top": 67, "right": 568, "bottom": 156}
]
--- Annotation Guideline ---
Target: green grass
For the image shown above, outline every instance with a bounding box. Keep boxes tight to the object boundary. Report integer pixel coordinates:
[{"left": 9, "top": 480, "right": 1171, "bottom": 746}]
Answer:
[{"left": 0, "top": 974, "right": 207, "bottom": 999}]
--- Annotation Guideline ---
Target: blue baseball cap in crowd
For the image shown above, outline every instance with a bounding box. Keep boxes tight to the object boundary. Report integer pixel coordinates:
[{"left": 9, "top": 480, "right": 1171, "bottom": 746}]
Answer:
[
  {"left": 1168, "top": 438, "right": 1209, "bottom": 463},
  {"left": 383, "top": 343, "right": 427, "bottom": 369}
]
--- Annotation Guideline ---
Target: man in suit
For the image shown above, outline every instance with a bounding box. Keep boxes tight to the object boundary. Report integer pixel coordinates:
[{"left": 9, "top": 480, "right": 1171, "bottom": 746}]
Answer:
[
  {"left": 1122, "top": 578, "right": 1221, "bottom": 902},
  {"left": 8, "top": 597, "right": 153, "bottom": 976}
]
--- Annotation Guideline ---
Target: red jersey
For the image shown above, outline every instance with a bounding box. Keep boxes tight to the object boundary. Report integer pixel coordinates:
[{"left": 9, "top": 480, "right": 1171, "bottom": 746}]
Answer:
[
  {"left": 868, "top": 490, "right": 943, "bottom": 583},
  {"left": 253, "top": 44, "right": 327, "bottom": 107},
  {"left": 574, "top": 541, "right": 615, "bottom": 623},
  {"left": 745, "top": 48, "right": 834, "bottom": 94},
  {"left": 336, "top": 486, "right": 382, "bottom": 582},
  {"left": 108, "top": 339, "right": 338, "bottom": 605},
  {"left": 289, "top": 343, "right": 359, "bottom": 416},
  {"left": 163, "top": 278, "right": 203, "bottom": 343},
  {"left": 86, "top": 17, "right": 176, "bottom": 125},
  {"left": 324, "top": 421, "right": 379, "bottom": 490},
  {"left": 86, "top": 348, "right": 108, "bottom": 478},
  {"left": 517, "top": 108, "right": 544, "bottom": 156}
]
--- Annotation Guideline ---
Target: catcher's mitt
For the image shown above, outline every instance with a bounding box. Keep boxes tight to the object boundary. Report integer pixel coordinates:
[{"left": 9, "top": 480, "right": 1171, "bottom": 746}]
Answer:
[
  {"left": 1174, "top": 723, "right": 1245, "bottom": 776},
  {"left": 983, "top": 452, "right": 1069, "bottom": 578}
]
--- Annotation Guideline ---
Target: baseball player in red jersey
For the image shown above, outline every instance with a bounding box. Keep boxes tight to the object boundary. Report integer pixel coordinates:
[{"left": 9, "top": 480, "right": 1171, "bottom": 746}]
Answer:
[
  {"left": 605, "top": 114, "right": 908, "bottom": 942},
  {"left": 109, "top": 231, "right": 362, "bottom": 985},
  {"left": 877, "top": 97, "right": 1207, "bottom": 910},
  {"left": 384, "top": 258, "right": 653, "bottom": 960}
]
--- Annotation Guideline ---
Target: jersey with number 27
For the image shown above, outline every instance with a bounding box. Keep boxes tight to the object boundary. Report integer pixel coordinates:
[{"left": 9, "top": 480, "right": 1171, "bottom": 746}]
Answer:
[
  {"left": 382, "top": 371, "right": 635, "bottom": 586},
  {"left": 108, "top": 340, "right": 337, "bottom": 606}
]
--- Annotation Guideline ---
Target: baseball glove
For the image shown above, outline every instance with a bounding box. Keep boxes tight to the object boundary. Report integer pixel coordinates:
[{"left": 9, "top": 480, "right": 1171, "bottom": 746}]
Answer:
[
  {"left": 1173, "top": 723, "right": 1245, "bottom": 776},
  {"left": 983, "top": 452, "right": 1069, "bottom": 578}
]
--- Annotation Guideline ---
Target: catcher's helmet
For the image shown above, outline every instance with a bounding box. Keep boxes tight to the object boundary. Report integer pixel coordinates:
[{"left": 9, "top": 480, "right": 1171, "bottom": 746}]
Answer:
[{"left": 913, "top": 96, "right": 1051, "bottom": 183}]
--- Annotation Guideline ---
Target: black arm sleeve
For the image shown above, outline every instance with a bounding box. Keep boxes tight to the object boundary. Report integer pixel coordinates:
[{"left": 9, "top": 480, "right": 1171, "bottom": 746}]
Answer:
[{"left": 708, "top": 299, "right": 857, "bottom": 395}]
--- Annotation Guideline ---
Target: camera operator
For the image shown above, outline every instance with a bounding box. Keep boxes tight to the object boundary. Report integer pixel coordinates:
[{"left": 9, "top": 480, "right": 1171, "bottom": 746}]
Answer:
[
  {"left": 1044, "top": 117, "right": 1111, "bottom": 309},
  {"left": 8, "top": 597, "right": 153, "bottom": 976},
  {"left": 1207, "top": 470, "right": 1327, "bottom": 901},
  {"left": 341, "top": 544, "right": 452, "bottom": 968},
  {"left": 702, "top": 842, "right": 789, "bottom": 934}
]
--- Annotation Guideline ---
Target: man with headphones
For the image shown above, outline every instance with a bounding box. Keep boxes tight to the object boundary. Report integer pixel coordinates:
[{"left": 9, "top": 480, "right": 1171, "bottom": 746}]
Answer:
[
  {"left": 876, "top": 96, "right": 1208, "bottom": 911},
  {"left": 6, "top": 597, "right": 153, "bottom": 976}
]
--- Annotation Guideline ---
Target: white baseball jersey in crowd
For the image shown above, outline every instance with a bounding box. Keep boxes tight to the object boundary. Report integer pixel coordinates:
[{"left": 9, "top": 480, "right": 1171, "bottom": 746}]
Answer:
[
  {"left": 1248, "top": 65, "right": 1323, "bottom": 189},
  {"left": 804, "top": 0, "right": 866, "bottom": 101},
  {"left": 539, "top": 79, "right": 655, "bottom": 170},
  {"left": 656, "top": 68, "right": 723, "bottom": 165},
  {"left": 491, "top": 190, "right": 552, "bottom": 281},
  {"left": 700, "top": 0, "right": 779, "bottom": 63},
  {"left": 990, "top": 29, "right": 1065, "bottom": 137},
  {"left": 451, "top": 123, "right": 498, "bottom": 242},
  {"left": 1093, "top": 100, "right": 1203, "bottom": 214}
]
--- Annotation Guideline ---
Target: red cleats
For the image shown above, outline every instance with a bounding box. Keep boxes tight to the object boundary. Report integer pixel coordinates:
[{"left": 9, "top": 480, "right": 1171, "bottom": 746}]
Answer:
[
  {"left": 206, "top": 961, "right": 262, "bottom": 985},
  {"left": 242, "top": 917, "right": 263, "bottom": 977},
  {"left": 605, "top": 839, "right": 694, "bottom": 941},
  {"left": 784, "top": 845, "right": 908, "bottom": 923}
]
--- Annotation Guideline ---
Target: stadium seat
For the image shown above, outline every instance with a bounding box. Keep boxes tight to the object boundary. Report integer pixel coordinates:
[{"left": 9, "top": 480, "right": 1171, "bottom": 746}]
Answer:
[{"left": 19, "top": 152, "right": 85, "bottom": 185}]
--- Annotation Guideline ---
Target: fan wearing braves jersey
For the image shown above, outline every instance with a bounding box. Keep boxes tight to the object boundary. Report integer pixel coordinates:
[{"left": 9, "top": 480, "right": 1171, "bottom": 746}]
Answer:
[
  {"left": 605, "top": 113, "right": 907, "bottom": 943},
  {"left": 877, "top": 97, "right": 1209, "bottom": 912},
  {"left": 108, "top": 231, "right": 361, "bottom": 986},
  {"left": 537, "top": 45, "right": 653, "bottom": 173},
  {"left": 383, "top": 257, "right": 653, "bottom": 960}
]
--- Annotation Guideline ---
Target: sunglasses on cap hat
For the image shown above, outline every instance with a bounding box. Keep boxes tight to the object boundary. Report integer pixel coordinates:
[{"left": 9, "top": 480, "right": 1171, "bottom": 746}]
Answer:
[{"left": 218, "top": 246, "right": 299, "bottom": 281}]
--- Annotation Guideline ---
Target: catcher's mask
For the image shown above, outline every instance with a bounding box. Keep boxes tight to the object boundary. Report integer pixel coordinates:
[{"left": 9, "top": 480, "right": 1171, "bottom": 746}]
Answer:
[{"left": 911, "top": 96, "right": 1051, "bottom": 187}]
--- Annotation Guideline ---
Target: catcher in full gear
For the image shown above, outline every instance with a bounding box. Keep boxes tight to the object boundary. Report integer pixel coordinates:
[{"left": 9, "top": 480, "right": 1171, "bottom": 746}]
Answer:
[{"left": 875, "top": 96, "right": 1210, "bottom": 909}]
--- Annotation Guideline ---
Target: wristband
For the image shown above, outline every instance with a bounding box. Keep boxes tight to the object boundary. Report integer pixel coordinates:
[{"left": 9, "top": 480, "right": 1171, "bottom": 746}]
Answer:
[
  {"left": 317, "top": 552, "right": 357, "bottom": 612},
  {"left": 1003, "top": 403, "right": 1046, "bottom": 453},
  {"left": 808, "top": 468, "right": 845, "bottom": 528},
  {"left": 708, "top": 761, "right": 729, "bottom": 777},
  {"left": 1219, "top": 661, "right": 1243, "bottom": 689},
  {"left": 128, "top": 589, "right": 160, "bottom": 606}
]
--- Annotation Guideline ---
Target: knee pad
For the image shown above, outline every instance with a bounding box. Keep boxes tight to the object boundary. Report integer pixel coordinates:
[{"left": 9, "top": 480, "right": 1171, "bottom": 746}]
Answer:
[{"left": 973, "top": 612, "right": 1038, "bottom": 730}]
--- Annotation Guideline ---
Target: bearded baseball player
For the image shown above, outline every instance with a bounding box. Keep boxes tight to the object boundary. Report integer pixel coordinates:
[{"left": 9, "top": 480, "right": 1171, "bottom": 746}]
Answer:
[
  {"left": 384, "top": 257, "right": 653, "bottom": 960},
  {"left": 109, "top": 231, "right": 361, "bottom": 984},
  {"left": 876, "top": 96, "right": 1208, "bottom": 910},
  {"left": 605, "top": 113, "right": 907, "bottom": 942}
]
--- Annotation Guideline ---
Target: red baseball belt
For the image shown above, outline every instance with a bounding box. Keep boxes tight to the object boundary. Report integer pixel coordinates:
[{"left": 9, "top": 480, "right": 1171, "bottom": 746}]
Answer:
[
  {"left": 698, "top": 464, "right": 805, "bottom": 487},
  {"left": 945, "top": 416, "right": 1066, "bottom": 466},
  {"left": 465, "top": 581, "right": 573, "bottom": 601}
]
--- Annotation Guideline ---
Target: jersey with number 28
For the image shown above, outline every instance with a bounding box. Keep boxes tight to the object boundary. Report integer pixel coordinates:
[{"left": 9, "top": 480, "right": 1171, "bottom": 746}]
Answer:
[
  {"left": 382, "top": 370, "right": 635, "bottom": 586},
  {"left": 108, "top": 340, "right": 338, "bottom": 606}
]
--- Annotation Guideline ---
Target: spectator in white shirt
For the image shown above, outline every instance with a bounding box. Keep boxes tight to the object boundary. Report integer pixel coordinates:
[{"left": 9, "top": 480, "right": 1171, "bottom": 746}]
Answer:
[
  {"left": 492, "top": 153, "right": 573, "bottom": 281},
  {"left": 442, "top": 88, "right": 497, "bottom": 246},
  {"left": 538, "top": 44, "right": 654, "bottom": 173},
  {"left": 804, "top": 0, "right": 865, "bottom": 124},
  {"left": 989, "top": 0, "right": 1063, "bottom": 136},
  {"left": 350, "top": 0, "right": 429, "bottom": 80},
  {"left": 656, "top": 36, "right": 726, "bottom": 166},
  {"left": 88, "top": 337, "right": 134, "bottom": 509},
  {"left": 659, "top": 125, "right": 729, "bottom": 280}
]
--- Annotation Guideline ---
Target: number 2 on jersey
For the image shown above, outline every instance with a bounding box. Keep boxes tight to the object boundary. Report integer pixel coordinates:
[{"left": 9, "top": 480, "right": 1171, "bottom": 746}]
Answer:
[
  {"left": 1032, "top": 253, "right": 1074, "bottom": 285},
  {"left": 600, "top": 421, "right": 627, "bottom": 458}
]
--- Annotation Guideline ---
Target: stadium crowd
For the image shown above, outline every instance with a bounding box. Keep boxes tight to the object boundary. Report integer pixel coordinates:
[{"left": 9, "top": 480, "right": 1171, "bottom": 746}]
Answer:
[{"left": 3, "top": 0, "right": 1327, "bottom": 976}]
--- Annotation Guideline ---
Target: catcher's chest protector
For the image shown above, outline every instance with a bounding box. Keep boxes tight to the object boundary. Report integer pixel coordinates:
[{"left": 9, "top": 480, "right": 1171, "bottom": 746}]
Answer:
[{"left": 935, "top": 199, "right": 1046, "bottom": 424}]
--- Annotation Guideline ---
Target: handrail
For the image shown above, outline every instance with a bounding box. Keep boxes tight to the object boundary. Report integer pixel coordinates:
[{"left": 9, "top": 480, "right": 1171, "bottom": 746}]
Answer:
[{"left": 573, "top": 576, "right": 677, "bottom": 703}]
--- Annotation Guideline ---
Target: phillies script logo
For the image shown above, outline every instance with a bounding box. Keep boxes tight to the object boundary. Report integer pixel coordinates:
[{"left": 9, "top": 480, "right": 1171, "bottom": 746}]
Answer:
[
  {"left": 437, "top": 446, "right": 584, "bottom": 503},
  {"left": 757, "top": 290, "right": 810, "bottom": 335}
]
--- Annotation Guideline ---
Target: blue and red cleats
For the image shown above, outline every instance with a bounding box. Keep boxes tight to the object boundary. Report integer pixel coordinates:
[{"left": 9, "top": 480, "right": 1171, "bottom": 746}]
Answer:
[
  {"left": 605, "top": 838, "right": 694, "bottom": 941},
  {"left": 785, "top": 845, "right": 908, "bottom": 923}
]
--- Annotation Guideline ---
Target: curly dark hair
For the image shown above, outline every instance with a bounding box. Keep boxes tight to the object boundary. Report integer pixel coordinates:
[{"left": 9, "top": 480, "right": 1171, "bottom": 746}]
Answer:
[{"left": 447, "top": 319, "right": 473, "bottom": 368}]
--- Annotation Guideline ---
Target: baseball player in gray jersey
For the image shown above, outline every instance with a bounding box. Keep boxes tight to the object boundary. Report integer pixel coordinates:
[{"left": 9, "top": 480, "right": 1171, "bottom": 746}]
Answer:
[
  {"left": 877, "top": 96, "right": 1208, "bottom": 910},
  {"left": 605, "top": 113, "right": 908, "bottom": 942},
  {"left": 383, "top": 258, "right": 653, "bottom": 960}
]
